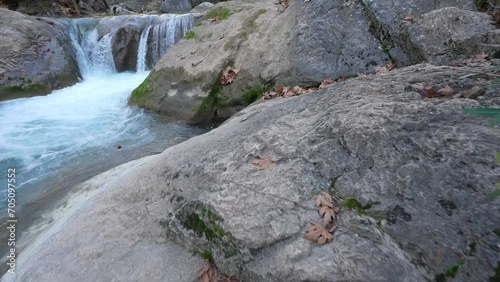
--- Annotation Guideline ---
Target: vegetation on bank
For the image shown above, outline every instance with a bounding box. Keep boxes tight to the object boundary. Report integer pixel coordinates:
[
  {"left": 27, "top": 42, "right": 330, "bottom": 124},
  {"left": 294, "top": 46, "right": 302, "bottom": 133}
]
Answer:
[{"left": 130, "top": 77, "right": 151, "bottom": 103}]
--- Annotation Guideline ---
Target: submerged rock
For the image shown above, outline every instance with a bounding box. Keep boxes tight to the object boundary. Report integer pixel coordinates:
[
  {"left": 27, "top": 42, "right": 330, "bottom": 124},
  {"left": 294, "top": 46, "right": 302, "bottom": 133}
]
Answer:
[
  {"left": 12, "top": 64, "right": 500, "bottom": 281},
  {"left": 0, "top": 8, "right": 79, "bottom": 100}
]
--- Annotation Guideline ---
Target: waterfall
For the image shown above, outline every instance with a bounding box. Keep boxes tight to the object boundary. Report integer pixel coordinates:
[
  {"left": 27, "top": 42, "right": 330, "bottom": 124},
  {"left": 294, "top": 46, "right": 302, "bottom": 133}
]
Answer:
[
  {"left": 150, "top": 14, "right": 194, "bottom": 68},
  {"left": 58, "top": 13, "right": 195, "bottom": 77},
  {"left": 137, "top": 25, "right": 152, "bottom": 73}
]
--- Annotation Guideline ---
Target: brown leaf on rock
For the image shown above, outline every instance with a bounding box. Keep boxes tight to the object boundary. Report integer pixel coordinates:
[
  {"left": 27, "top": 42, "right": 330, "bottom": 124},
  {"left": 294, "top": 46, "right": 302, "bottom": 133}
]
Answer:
[
  {"left": 375, "top": 63, "right": 396, "bottom": 74},
  {"left": 319, "top": 205, "right": 337, "bottom": 226},
  {"left": 316, "top": 192, "right": 333, "bottom": 208},
  {"left": 251, "top": 156, "right": 276, "bottom": 170},
  {"left": 221, "top": 66, "right": 241, "bottom": 85},
  {"left": 198, "top": 262, "right": 218, "bottom": 282},
  {"left": 319, "top": 79, "right": 334, "bottom": 89},
  {"left": 472, "top": 52, "right": 488, "bottom": 63},
  {"left": 304, "top": 223, "right": 334, "bottom": 245},
  {"left": 280, "top": 0, "right": 289, "bottom": 9},
  {"left": 437, "top": 85, "right": 454, "bottom": 96},
  {"left": 413, "top": 83, "right": 438, "bottom": 98}
]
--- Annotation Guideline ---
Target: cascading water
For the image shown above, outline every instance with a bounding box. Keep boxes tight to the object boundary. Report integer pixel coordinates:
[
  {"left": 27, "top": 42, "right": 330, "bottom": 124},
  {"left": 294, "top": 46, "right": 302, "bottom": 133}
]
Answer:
[{"left": 0, "top": 13, "right": 201, "bottom": 210}]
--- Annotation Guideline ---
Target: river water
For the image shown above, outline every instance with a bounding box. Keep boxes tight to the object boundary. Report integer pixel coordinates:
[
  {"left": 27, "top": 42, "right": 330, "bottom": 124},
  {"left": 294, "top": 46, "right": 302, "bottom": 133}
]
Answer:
[{"left": 0, "top": 13, "right": 203, "bottom": 211}]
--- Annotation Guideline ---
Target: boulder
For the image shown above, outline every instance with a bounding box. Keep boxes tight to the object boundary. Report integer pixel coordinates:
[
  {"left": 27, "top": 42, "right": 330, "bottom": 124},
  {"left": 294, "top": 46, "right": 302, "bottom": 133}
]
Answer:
[
  {"left": 12, "top": 64, "right": 500, "bottom": 281},
  {"left": 130, "top": 0, "right": 390, "bottom": 124},
  {"left": 360, "top": 0, "right": 478, "bottom": 65},
  {"left": 0, "top": 8, "right": 79, "bottom": 100},
  {"left": 160, "top": 0, "right": 191, "bottom": 13},
  {"left": 403, "top": 7, "right": 498, "bottom": 64},
  {"left": 190, "top": 1, "right": 214, "bottom": 14},
  {"left": 107, "top": 0, "right": 163, "bottom": 13},
  {"left": 11, "top": 0, "right": 108, "bottom": 16},
  {"left": 131, "top": 0, "right": 498, "bottom": 125}
]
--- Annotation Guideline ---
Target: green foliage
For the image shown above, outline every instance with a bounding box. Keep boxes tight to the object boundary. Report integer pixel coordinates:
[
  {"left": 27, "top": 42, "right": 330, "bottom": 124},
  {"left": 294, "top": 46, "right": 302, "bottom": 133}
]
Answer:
[
  {"left": 131, "top": 77, "right": 150, "bottom": 102},
  {"left": 204, "top": 7, "right": 232, "bottom": 20},
  {"left": 194, "top": 250, "right": 214, "bottom": 263},
  {"left": 463, "top": 108, "right": 500, "bottom": 127},
  {"left": 476, "top": 0, "right": 488, "bottom": 9},
  {"left": 487, "top": 183, "right": 500, "bottom": 201},
  {"left": 343, "top": 198, "right": 374, "bottom": 216},
  {"left": 224, "top": 32, "right": 249, "bottom": 51},
  {"left": 242, "top": 86, "right": 263, "bottom": 104},
  {"left": 185, "top": 31, "right": 196, "bottom": 40},
  {"left": 494, "top": 229, "right": 500, "bottom": 237},
  {"left": 6, "top": 84, "right": 48, "bottom": 93},
  {"left": 184, "top": 207, "right": 225, "bottom": 241},
  {"left": 381, "top": 44, "right": 389, "bottom": 54}
]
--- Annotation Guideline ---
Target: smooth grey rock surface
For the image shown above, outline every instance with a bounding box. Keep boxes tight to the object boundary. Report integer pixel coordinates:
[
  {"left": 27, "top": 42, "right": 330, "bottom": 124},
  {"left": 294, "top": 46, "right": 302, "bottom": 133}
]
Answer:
[
  {"left": 360, "top": 0, "right": 478, "bottom": 65},
  {"left": 0, "top": 8, "right": 79, "bottom": 100},
  {"left": 190, "top": 1, "right": 214, "bottom": 13},
  {"left": 405, "top": 7, "right": 498, "bottom": 64},
  {"left": 14, "top": 64, "right": 500, "bottom": 281},
  {"left": 2, "top": 156, "right": 205, "bottom": 282}
]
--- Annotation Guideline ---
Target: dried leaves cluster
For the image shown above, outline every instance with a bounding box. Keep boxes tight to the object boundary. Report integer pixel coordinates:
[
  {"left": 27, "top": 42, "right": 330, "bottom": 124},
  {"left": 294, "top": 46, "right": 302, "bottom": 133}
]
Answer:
[
  {"left": 412, "top": 83, "right": 454, "bottom": 98},
  {"left": 304, "top": 192, "right": 340, "bottom": 245},
  {"left": 197, "top": 262, "right": 239, "bottom": 282},
  {"left": 221, "top": 66, "right": 241, "bottom": 85},
  {"left": 263, "top": 79, "right": 340, "bottom": 100}
]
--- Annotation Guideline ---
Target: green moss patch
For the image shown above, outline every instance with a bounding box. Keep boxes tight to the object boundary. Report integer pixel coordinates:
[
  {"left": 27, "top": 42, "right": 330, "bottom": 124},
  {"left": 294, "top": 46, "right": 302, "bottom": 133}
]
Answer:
[
  {"left": 183, "top": 207, "right": 225, "bottom": 241},
  {"left": 242, "top": 86, "right": 263, "bottom": 104},
  {"left": 343, "top": 198, "right": 377, "bottom": 216},
  {"left": 203, "top": 7, "right": 232, "bottom": 21},
  {"left": 185, "top": 31, "right": 196, "bottom": 40},
  {"left": 130, "top": 77, "right": 150, "bottom": 103},
  {"left": 224, "top": 9, "right": 267, "bottom": 51}
]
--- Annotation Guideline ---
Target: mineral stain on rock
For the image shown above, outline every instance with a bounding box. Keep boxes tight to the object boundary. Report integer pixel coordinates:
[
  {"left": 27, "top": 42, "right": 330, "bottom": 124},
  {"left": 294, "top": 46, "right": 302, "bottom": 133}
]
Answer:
[{"left": 386, "top": 205, "right": 412, "bottom": 225}]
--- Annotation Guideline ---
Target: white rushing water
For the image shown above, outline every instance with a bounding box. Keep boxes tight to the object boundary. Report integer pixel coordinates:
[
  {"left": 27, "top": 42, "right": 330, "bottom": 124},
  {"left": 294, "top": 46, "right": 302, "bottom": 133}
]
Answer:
[{"left": 0, "top": 13, "right": 200, "bottom": 208}]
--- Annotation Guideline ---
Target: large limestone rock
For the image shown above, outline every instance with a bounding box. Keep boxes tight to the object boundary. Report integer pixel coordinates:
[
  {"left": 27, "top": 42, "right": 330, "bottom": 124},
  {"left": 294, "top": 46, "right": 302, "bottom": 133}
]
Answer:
[
  {"left": 13, "top": 64, "right": 500, "bottom": 281},
  {"left": 360, "top": 0, "right": 480, "bottom": 65},
  {"left": 130, "top": 0, "right": 496, "bottom": 125},
  {"left": 160, "top": 0, "right": 192, "bottom": 13},
  {"left": 0, "top": 8, "right": 79, "bottom": 100},
  {"left": 9, "top": 0, "right": 108, "bottom": 16},
  {"left": 130, "top": 0, "right": 390, "bottom": 123}
]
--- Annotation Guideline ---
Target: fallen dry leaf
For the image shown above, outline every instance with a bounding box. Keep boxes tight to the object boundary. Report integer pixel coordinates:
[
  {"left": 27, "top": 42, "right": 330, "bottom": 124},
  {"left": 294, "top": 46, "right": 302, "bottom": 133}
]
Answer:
[
  {"left": 316, "top": 192, "right": 333, "bottom": 208},
  {"left": 304, "top": 223, "right": 334, "bottom": 245},
  {"left": 251, "top": 156, "right": 277, "bottom": 170},
  {"left": 198, "top": 262, "right": 218, "bottom": 282},
  {"left": 319, "top": 79, "right": 334, "bottom": 89},
  {"left": 208, "top": 16, "right": 222, "bottom": 22},
  {"left": 319, "top": 205, "right": 337, "bottom": 226},
  {"left": 221, "top": 66, "right": 241, "bottom": 85},
  {"left": 472, "top": 52, "right": 488, "bottom": 63},
  {"left": 413, "top": 83, "right": 438, "bottom": 98},
  {"left": 437, "top": 85, "right": 454, "bottom": 96},
  {"left": 375, "top": 63, "right": 396, "bottom": 74}
]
